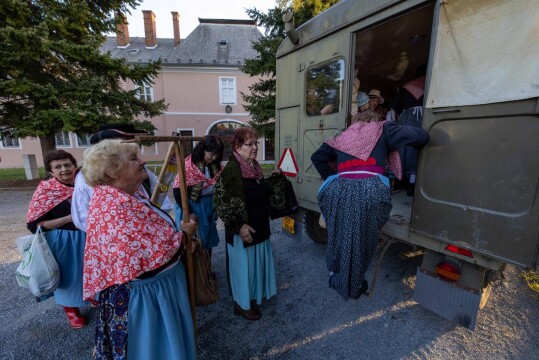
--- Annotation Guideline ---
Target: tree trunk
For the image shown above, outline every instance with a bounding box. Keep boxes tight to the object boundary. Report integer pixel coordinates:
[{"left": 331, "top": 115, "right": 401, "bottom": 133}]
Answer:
[{"left": 39, "top": 135, "right": 56, "bottom": 163}]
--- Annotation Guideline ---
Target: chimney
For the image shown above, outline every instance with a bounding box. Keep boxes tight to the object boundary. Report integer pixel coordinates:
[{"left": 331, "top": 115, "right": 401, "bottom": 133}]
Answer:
[
  {"left": 142, "top": 10, "right": 157, "bottom": 48},
  {"left": 116, "top": 13, "right": 130, "bottom": 48},
  {"left": 172, "top": 11, "right": 181, "bottom": 47}
]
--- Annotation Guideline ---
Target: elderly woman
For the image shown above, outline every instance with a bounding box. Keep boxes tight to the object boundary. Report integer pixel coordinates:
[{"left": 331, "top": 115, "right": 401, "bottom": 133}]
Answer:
[
  {"left": 173, "top": 135, "right": 224, "bottom": 260},
  {"left": 26, "top": 150, "right": 88, "bottom": 329},
  {"left": 213, "top": 128, "right": 277, "bottom": 321},
  {"left": 82, "top": 139, "right": 196, "bottom": 360},
  {"left": 311, "top": 108, "right": 429, "bottom": 300}
]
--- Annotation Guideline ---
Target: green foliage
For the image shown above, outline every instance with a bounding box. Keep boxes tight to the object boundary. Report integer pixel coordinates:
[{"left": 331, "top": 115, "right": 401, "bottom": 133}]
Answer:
[
  {"left": 242, "top": 0, "right": 341, "bottom": 137},
  {"left": 0, "top": 0, "right": 165, "bottom": 158},
  {"left": 522, "top": 271, "right": 539, "bottom": 294}
]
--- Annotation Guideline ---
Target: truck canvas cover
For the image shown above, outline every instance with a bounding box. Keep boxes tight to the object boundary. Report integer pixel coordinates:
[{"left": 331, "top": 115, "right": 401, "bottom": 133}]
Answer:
[{"left": 426, "top": 0, "right": 539, "bottom": 108}]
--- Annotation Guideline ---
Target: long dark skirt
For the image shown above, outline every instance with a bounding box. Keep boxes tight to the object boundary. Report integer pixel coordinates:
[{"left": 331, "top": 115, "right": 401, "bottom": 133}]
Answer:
[
  {"left": 318, "top": 177, "right": 392, "bottom": 300},
  {"left": 398, "top": 106, "right": 423, "bottom": 175}
]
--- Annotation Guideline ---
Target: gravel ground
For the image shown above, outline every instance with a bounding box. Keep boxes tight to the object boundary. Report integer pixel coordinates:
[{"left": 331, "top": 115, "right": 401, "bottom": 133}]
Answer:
[{"left": 0, "top": 188, "right": 538, "bottom": 359}]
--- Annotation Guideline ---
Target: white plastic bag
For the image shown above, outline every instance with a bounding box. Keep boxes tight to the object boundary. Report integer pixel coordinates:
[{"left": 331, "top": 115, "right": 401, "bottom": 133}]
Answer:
[{"left": 15, "top": 228, "right": 60, "bottom": 297}]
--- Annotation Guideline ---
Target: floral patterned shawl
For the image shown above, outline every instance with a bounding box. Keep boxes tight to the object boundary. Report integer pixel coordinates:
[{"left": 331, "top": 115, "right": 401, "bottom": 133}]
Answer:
[
  {"left": 172, "top": 155, "right": 222, "bottom": 189},
  {"left": 82, "top": 185, "right": 183, "bottom": 301},
  {"left": 27, "top": 177, "right": 74, "bottom": 223}
]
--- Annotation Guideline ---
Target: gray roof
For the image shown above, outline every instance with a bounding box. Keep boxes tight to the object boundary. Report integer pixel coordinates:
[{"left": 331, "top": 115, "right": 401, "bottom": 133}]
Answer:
[{"left": 101, "top": 19, "right": 262, "bottom": 67}]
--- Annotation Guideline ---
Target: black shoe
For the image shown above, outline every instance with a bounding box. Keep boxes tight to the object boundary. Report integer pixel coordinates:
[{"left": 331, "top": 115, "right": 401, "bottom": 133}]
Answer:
[
  {"left": 233, "top": 302, "right": 261, "bottom": 321},
  {"left": 358, "top": 280, "right": 369, "bottom": 297},
  {"left": 406, "top": 183, "right": 415, "bottom": 196}
]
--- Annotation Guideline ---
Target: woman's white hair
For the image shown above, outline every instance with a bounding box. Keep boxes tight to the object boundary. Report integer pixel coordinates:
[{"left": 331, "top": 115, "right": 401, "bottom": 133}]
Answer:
[{"left": 82, "top": 139, "right": 139, "bottom": 187}]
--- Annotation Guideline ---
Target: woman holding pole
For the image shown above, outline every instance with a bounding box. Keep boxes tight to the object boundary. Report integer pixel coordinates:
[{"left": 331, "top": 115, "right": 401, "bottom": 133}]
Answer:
[{"left": 82, "top": 139, "right": 196, "bottom": 360}]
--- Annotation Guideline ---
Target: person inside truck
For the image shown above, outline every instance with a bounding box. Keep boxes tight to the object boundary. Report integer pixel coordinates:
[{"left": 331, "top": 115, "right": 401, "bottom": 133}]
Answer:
[
  {"left": 390, "top": 64, "right": 427, "bottom": 196},
  {"left": 350, "top": 92, "right": 374, "bottom": 123},
  {"left": 311, "top": 107, "right": 429, "bottom": 300},
  {"left": 368, "top": 89, "right": 389, "bottom": 120}
]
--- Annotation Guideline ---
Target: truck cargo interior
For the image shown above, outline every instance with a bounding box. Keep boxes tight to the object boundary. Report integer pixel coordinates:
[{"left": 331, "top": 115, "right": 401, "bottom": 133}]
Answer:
[
  {"left": 352, "top": 2, "right": 434, "bottom": 218},
  {"left": 353, "top": 3, "right": 434, "bottom": 111}
]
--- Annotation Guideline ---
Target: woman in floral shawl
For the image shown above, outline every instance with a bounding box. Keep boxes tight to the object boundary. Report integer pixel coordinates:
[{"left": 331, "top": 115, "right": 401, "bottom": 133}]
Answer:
[
  {"left": 213, "top": 127, "right": 277, "bottom": 321},
  {"left": 311, "top": 110, "right": 429, "bottom": 300},
  {"left": 173, "top": 135, "right": 224, "bottom": 260},
  {"left": 26, "top": 149, "right": 89, "bottom": 329},
  {"left": 82, "top": 139, "right": 196, "bottom": 360}
]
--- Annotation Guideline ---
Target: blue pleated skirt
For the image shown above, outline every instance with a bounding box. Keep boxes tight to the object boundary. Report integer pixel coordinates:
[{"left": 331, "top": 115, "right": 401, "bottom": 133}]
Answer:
[
  {"left": 174, "top": 194, "right": 220, "bottom": 249},
  {"left": 44, "top": 229, "right": 87, "bottom": 307},
  {"left": 227, "top": 236, "right": 277, "bottom": 310},
  {"left": 127, "top": 261, "right": 196, "bottom": 360}
]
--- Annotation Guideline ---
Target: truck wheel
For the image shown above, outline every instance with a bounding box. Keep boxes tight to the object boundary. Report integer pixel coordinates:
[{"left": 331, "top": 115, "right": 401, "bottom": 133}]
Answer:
[{"left": 304, "top": 210, "right": 328, "bottom": 245}]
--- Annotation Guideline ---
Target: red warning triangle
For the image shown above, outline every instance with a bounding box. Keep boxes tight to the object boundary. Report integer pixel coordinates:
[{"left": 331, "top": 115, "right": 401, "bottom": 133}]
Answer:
[{"left": 277, "top": 148, "right": 299, "bottom": 177}]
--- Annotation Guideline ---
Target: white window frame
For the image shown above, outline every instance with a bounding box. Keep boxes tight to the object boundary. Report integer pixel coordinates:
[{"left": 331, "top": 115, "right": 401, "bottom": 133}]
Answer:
[
  {"left": 219, "top": 77, "right": 236, "bottom": 105},
  {"left": 75, "top": 133, "right": 92, "bottom": 148},
  {"left": 141, "top": 143, "right": 158, "bottom": 155},
  {"left": 55, "top": 131, "right": 72, "bottom": 148},
  {"left": 0, "top": 134, "right": 22, "bottom": 149},
  {"left": 135, "top": 82, "right": 154, "bottom": 102}
]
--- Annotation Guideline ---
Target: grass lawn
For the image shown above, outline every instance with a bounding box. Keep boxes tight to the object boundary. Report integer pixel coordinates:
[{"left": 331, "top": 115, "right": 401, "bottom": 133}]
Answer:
[{"left": 0, "top": 167, "right": 46, "bottom": 181}]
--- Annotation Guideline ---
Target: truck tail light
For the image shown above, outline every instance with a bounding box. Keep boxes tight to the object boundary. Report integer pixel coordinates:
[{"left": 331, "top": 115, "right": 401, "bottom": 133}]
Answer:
[
  {"left": 435, "top": 262, "right": 461, "bottom": 281},
  {"left": 445, "top": 244, "right": 473, "bottom": 258}
]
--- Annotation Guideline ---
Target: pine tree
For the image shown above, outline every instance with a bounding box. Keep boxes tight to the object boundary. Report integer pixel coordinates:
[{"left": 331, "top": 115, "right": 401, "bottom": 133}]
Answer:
[
  {"left": 242, "top": 0, "right": 341, "bottom": 138},
  {"left": 0, "top": 0, "right": 166, "bottom": 158}
]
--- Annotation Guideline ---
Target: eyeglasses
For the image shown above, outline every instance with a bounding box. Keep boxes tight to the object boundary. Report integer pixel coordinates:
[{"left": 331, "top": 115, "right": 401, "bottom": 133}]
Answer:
[{"left": 242, "top": 141, "right": 259, "bottom": 148}]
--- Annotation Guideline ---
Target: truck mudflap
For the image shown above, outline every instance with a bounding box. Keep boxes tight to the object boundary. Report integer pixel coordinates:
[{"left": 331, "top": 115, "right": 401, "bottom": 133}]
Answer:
[{"left": 413, "top": 250, "right": 494, "bottom": 330}]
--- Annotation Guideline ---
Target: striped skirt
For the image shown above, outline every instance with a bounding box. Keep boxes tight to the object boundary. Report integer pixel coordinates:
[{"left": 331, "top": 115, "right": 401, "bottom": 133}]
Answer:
[{"left": 318, "top": 176, "right": 391, "bottom": 300}]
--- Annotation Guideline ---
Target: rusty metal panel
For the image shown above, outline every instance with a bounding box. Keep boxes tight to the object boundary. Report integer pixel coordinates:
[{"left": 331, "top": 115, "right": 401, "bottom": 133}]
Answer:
[{"left": 414, "top": 268, "right": 481, "bottom": 330}]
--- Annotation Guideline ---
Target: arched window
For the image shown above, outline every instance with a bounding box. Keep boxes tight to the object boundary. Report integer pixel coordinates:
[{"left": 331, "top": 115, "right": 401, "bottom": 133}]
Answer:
[{"left": 208, "top": 120, "right": 245, "bottom": 160}]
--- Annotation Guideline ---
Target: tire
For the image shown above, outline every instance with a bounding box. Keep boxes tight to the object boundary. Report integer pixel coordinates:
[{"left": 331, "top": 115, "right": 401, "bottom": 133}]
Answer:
[{"left": 304, "top": 210, "right": 328, "bottom": 245}]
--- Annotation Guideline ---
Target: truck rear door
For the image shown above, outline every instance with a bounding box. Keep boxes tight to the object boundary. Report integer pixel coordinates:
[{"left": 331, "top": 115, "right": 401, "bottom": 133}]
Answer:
[{"left": 412, "top": 0, "right": 539, "bottom": 268}]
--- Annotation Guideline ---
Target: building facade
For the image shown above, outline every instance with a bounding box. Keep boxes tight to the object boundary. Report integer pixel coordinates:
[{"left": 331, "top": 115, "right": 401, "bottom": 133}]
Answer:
[{"left": 0, "top": 11, "right": 271, "bottom": 168}]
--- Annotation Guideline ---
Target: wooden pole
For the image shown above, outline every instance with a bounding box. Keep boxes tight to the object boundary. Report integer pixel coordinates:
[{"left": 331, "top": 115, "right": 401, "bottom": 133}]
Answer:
[
  {"left": 173, "top": 142, "right": 197, "bottom": 336},
  {"left": 150, "top": 142, "right": 175, "bottom": 204}
]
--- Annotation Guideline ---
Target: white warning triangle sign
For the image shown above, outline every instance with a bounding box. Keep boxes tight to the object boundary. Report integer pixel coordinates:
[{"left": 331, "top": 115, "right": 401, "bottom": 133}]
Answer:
[{"left": 277, "top": 148, "right": 299, "bottom": 177}]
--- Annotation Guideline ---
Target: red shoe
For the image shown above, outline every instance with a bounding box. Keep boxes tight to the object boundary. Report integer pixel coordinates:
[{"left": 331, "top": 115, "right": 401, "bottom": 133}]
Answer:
[
  {"left": 87, "top": 299, "right": 99, "bottom": 308},
  {"left": 63, "top": 307, "right": 88, "bottom": 329}
]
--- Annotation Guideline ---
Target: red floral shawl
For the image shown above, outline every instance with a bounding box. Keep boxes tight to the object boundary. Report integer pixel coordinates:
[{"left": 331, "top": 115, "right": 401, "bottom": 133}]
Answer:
[
  {"left": 173, "top": 155, "right": 222, "bottom": 189},
  {"left": 233, "top": 151, "right": 263, "bottom": 179},
  {"left": 82, "top": 185, "right": 183, "bottom": 300},
  {"left": 27, "top": 177, "right": 74, "bottom": 223},
  {"left": 325, "top": 121, "right": 402, "bottom": 179}
]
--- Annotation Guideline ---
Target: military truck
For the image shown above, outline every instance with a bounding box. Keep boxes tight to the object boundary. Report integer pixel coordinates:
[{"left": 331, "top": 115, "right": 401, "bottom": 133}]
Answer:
[{"left": 275, "top": 0, "right": 539, "bottom": 330}]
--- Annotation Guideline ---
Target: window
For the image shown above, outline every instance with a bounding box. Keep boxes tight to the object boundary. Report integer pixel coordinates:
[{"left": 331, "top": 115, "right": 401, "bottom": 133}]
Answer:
[
  {"left": 174, "top": 129, "right": 194, "bottom": 156},
  {"left": 264, "top": 137, "right": 275, "bottom": 161},
  {"left": 208, "top": 120, "right": 244, "bottom": 160},
  {"left": 76, "top": 133, "right": 92, "bottom": 147},
  {"left": 305, "top": 59, "right": 345, "bottom": 116},
  {"left": 0, "top": 134, "right": 20, "bottom": 148},
  {"left": 135, "top": 82, "right": 154, "bottom": 102},
  {"left": 141, "top": 143, "right": 158, "bottom": 155},
  {"left": 219, "top": 77, "right": 236, "bottom": 104},
  {"left": 55, "top": 131, "right": 71, "bottom": 147}
]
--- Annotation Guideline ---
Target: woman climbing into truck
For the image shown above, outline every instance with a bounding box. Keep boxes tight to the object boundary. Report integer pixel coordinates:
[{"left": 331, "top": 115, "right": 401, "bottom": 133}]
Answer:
[{"left": 311, "top": 106, "right": 429, "bottom": 300}]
